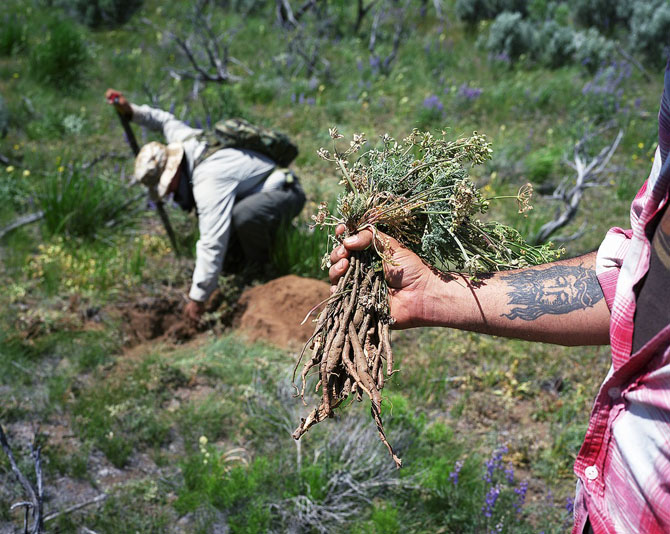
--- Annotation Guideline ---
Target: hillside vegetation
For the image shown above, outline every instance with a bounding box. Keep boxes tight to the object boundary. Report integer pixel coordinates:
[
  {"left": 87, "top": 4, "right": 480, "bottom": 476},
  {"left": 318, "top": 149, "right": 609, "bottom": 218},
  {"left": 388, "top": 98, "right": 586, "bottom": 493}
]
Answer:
[{"left": 0, "top": 0, "right": 667, "bottom": 532}]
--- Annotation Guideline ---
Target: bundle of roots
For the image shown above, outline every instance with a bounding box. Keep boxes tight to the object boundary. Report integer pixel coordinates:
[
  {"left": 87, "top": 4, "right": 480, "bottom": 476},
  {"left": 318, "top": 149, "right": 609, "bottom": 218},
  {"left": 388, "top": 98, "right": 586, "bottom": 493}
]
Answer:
[{"left": 292, "top": 249, "right": 402, "bottom": 468}]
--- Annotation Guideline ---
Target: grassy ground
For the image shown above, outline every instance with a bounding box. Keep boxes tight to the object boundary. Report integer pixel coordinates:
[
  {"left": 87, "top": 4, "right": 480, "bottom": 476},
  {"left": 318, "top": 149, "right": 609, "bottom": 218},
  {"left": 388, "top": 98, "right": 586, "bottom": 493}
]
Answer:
[{"left": 0, "top": 0, "right": 663, "bottom": 532}]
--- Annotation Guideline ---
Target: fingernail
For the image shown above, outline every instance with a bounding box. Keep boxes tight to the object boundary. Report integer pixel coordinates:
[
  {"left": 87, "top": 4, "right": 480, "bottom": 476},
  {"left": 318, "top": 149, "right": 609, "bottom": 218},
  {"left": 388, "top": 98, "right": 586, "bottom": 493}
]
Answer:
[{"left": 343, "top": 236, "right": 358, "bottom": 246}]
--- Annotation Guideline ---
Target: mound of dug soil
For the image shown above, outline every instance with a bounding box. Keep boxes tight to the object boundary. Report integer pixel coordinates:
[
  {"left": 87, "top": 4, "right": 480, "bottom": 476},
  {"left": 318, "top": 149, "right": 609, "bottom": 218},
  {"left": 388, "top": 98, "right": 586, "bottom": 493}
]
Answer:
[{"left": 235, "top": 275, "right": 330, "bottom": 349}]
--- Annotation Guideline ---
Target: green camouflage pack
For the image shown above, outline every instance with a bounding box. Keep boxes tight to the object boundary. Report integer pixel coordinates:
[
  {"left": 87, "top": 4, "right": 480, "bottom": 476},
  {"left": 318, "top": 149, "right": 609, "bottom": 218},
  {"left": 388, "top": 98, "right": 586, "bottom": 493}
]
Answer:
[{"left": 197, "top": 118, "right": 298, "bottom": 167}]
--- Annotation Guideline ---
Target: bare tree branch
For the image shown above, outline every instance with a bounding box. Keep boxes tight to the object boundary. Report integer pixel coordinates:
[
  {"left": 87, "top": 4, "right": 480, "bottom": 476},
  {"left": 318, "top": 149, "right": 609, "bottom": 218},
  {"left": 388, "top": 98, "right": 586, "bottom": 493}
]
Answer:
[
  {"left": 43, "top": 494, "right": 108, "bottom": 523},
  {"left": 368, "top": 0, "right": 411, "bottom": 75},
  {"left": 0, "top": 424, "right": 44, "bottom": 534},
  {"left": 0, "top": 212, "right": 45, "bottom": 241},
  {"left": 276, "top": 0, "right": 297, "bottom": 27},
  {"left": 143, "top": 7, "right": 249, "bottom": 85},
  {"left": 355, "top": 0, "right": 379, "bottom": 34},
  {"left": 532, "top": 124, "right": 623, "bottom": 245}
]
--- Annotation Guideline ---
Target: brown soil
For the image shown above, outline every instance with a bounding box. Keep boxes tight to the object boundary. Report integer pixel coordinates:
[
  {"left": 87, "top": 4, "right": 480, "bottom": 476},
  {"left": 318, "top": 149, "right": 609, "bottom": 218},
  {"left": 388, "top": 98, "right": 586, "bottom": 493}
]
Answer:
[
  {"left": 118, "top": 295, "right": 201, "bottom": 346},
  {"left": 116, "top": 276, "right": 329, "bottom": 351},
  {"left": 234, "top": 275, "right": 330, "bottom": 349}
]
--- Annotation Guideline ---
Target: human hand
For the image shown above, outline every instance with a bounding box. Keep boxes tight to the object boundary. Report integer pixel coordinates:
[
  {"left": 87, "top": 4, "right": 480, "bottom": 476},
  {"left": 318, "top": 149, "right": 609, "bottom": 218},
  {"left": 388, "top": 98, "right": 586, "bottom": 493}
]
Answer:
[
  {"left": 183, "top": 299, "right": 205, "bottom": 325},
  {"left": 328, "top": 225, "right": 444, "bottom": 329},
  {"left": 105, "top": 88, "right": 132, "bottom": 118}
]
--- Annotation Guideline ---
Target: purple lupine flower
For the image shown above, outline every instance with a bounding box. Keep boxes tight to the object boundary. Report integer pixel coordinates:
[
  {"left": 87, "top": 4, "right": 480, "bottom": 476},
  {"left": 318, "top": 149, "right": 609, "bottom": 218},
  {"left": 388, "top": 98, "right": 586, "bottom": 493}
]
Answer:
[
  {"left": 291, "top": 93, "right": 296, "bottom": 104},
  {"left": 423, "top": 95, "right": 444, "bottom": 112},
  {"left": 491, "top": 52, "right": 510, "bottom": 64},
  {"left": 306, "top": 97, "right": 316, "bottom": 106},
  {"left": 449, "top": 460, "right": 464, "bottom": 486},
  {"left": 357, "top": 59, "right": 364, "bottom": 72},
  {"left": 458, "top": 83, "right": 483, "bottom": 101},
  {"left": 513, "top": 480, "right": 528, "bottom": 515},
  {"left": 581, "top": 61, "right": 632, "bottom": 114},
  {"left": 169, "top": 101, "right": 176, "bottom": 114},
  {"left": 489, "top": 522, "right": 504, "bottom": 534},
  {"left": 206, "top": 114, "right": 212, "bottom": 129},
  {"left": 483, "top": 446, "right": 508, "bottom": 484},
  {"left": 194, "top": 118, "right": 203, "bottom": 129},
  {"left": 565, "top": 496, "right": 574, "bottom": 515},
  {"left": 308, "top": 77, "right": 319, "bottom": 91},
  {"left": 369, "top": 55, "right": 381, "bottom": 70},
  {"left": 482, "top": 484, "right": 501, "bottom": 517},
  {"left": 504, "top": 462, "right": 514, "bottom": 484}
]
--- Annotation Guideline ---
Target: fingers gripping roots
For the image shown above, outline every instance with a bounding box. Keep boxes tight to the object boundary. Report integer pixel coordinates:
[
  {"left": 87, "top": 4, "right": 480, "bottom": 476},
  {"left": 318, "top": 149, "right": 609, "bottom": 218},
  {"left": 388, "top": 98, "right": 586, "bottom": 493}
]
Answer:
[{"left": 292, "top": 250, "right": 401, "bottom": 468}]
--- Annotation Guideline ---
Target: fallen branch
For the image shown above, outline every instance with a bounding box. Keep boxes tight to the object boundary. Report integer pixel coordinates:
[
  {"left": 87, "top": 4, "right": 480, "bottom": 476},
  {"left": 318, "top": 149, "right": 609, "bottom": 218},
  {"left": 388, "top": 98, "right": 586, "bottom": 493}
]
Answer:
[
  {"left": 0, "top": 211, "right": 45, "bottom": 241},
  {"left": 0, "top": 423, "right": 44, "bottom": 534},
  {"left": 44, "top": 494, "right": 108, "bottom": 523}
]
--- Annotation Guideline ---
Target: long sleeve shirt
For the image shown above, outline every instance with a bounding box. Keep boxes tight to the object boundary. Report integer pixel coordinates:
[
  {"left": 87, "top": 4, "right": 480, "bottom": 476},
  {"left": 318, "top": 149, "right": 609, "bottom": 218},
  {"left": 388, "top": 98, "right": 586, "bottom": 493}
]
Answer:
[
  {"left": 573, "top": 67, "right": 670, "bottom": 534},
  {"left": 131, "top": 104, "right": 277, "bottom": 302}
]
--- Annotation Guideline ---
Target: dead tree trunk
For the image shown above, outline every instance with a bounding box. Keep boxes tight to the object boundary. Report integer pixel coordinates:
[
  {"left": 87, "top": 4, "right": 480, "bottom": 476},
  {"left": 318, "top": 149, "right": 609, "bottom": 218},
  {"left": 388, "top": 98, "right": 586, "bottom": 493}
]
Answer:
[{"left": 532, "top": 123, "right": 623, "bottom": 245}]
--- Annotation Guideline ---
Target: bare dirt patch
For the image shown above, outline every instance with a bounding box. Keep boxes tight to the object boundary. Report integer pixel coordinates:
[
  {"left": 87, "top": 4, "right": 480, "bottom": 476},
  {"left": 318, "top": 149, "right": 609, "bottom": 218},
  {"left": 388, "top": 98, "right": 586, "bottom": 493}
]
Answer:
[
  {"left": 118, "top": 296, "right": 196, "bottom": 345},
  {"left": 234, "top": 275, "right": 330, "bottom": 349},
  {"left": 113, "top": 275, "right": 329, "bottom": 350}
]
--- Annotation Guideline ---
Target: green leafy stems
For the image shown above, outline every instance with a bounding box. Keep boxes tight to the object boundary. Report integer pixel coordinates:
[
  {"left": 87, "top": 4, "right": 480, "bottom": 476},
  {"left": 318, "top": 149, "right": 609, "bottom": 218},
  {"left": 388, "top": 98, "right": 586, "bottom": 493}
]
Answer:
[{"left": 312, "top": 127, "right": 561, "bottom": 276}]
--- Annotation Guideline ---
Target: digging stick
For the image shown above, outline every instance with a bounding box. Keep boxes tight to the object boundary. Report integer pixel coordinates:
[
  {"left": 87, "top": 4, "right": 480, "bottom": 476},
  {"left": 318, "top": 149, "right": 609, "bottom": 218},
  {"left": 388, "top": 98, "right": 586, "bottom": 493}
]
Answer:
[{"left": 112, "top": 103, "right": 181, "bottom": 257}]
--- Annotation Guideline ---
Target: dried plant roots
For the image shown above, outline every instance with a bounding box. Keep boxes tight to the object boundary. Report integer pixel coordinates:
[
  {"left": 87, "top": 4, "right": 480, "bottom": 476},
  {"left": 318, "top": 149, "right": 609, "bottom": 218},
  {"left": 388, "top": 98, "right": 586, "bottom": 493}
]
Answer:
[{"left": 292, "top": 250, "right": 402, "bottom": 468}]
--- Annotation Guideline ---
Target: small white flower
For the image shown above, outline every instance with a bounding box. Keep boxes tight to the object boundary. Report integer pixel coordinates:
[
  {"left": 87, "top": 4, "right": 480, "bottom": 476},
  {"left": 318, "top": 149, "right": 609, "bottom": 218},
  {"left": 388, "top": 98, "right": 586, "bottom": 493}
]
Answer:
[{"left": 329, "top": 127, "right": 344, "bottom": 139}]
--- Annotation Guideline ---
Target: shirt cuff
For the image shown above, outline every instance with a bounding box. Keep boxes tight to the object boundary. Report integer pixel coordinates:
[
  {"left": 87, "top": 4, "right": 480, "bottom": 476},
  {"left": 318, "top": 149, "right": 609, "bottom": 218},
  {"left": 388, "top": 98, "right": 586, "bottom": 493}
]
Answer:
[{"left": 188, "top": 284, "right": 211, "bottom": 303}]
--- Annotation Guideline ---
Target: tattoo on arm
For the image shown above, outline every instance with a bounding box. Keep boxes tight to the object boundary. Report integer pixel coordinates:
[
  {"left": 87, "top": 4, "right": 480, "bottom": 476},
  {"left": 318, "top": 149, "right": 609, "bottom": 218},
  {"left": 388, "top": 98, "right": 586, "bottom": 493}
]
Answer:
[{"left": 500, "top": 264, "right": 603, "bottom": 321}]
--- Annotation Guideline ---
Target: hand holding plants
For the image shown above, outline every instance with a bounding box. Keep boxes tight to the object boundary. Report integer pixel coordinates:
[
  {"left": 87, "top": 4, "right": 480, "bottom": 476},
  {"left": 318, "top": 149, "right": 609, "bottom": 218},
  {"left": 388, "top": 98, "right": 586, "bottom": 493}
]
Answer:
[{"left": 329, "top": 225, "right": 446, "bottom": 330}]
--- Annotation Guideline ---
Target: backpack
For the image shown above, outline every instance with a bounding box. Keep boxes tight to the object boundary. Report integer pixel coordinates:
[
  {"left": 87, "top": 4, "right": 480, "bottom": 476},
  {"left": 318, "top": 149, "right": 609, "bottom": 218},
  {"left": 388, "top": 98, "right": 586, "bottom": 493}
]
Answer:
[{"left": 197, "top": 118, "right": 299, "bottom": 168}]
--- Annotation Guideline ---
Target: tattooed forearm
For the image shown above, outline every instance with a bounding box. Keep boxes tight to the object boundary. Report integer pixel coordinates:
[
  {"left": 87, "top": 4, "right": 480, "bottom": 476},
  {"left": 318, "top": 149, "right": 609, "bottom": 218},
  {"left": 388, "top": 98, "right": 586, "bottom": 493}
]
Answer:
[{"left": 500, "top": 264, "right": 603, "bottom": 321}]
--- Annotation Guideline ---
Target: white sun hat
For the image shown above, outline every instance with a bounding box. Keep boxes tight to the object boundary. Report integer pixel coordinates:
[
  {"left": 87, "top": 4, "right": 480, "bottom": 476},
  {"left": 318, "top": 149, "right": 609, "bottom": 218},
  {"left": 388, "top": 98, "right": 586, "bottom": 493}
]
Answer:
[{"left": 132, "top": 141, "right": 184, "bottom": 200}]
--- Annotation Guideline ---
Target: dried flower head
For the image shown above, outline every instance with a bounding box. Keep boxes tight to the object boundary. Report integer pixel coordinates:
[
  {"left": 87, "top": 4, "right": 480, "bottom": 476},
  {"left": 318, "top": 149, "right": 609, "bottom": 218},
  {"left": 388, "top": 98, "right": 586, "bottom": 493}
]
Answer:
[
  {"left": 329, "top": 127, "right": 344, "bottom": 139},
  {"left": 516, "top": 183, "right": 534, "bottom": 216}
]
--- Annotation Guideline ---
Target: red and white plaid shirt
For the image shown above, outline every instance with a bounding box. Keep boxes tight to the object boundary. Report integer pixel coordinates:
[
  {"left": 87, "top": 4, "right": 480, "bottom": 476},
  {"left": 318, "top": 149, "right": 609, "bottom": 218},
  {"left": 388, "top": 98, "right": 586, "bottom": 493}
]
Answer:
[{"left": 572, "top": 67, "right": 670, "bottom": 534}]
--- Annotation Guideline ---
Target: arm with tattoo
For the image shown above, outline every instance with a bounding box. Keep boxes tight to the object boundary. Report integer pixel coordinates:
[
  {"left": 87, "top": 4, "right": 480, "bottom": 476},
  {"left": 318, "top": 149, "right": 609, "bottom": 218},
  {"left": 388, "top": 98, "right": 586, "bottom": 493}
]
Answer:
[{"left": 329, "top": 229, "right": 611, "bottom": 346}]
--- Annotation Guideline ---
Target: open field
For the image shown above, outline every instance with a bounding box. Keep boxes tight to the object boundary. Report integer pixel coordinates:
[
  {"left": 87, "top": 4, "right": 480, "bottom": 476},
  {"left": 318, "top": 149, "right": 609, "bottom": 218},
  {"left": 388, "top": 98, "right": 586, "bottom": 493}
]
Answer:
[{"left": 1, "top": 1, "right": 667, "bottom": 532}]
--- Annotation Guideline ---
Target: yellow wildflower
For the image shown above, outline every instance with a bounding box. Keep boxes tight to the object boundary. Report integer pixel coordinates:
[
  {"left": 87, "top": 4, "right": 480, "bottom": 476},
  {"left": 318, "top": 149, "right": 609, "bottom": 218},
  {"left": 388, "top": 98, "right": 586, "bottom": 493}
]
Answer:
[
  {"left": 23, "top": 170, "right": 30, "bottom": 177},
  {"left": 6, "top": 166, "right": 14, "bottom": 173}
]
